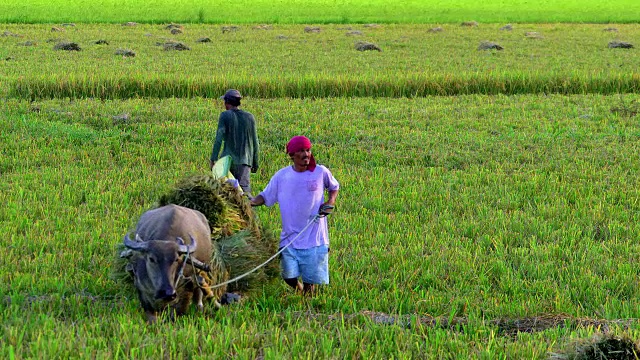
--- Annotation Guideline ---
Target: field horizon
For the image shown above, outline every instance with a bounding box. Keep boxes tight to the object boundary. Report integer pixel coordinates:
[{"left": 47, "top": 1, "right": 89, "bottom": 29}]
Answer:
[{"left": 2, "top": 0, "right": 640, "bottom": 24}]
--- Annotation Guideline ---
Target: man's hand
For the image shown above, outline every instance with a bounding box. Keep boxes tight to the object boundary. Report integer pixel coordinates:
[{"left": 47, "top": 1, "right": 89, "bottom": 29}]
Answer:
[
  {"left": 250, "top": 195, "right": 265, "bottom": 207},
  {"left": 319, "top": 203, "right": 335, "bottom": 216}
]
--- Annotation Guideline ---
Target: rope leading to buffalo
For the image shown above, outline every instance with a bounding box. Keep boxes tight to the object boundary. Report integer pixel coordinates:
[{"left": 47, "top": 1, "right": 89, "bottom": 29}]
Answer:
[{"left": 208, "top": 209, "right": 330, "bottom": 290}]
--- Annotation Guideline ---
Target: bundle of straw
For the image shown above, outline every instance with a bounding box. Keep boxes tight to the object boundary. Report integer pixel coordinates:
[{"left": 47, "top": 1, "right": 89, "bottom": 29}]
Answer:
[{"left": 158, "top": 174, "right": 278, "bottom": 291}]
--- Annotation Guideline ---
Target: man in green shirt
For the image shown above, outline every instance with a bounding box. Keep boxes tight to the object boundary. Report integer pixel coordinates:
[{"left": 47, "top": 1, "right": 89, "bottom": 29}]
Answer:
[{"left": 210, "top": 89, "right": 259, "bottom": 196}]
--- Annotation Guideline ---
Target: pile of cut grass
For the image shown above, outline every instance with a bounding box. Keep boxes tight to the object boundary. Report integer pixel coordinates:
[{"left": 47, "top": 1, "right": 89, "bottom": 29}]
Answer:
[{"left": 158, "top": 175, "right": 278, "bottom": 291}]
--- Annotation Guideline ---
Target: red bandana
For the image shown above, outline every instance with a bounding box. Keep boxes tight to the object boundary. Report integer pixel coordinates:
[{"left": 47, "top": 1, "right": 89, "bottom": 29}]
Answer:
[{"left": 286, "top": 136, "right": 316, "bottom": 172}]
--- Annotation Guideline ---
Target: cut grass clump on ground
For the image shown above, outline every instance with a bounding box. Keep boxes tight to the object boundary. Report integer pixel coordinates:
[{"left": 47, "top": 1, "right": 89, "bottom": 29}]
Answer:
[
  {"left": 355, "top": 41, "right": 381, "bottom": 51},
  {"left": 551, "top": 333, "right": 640, "bottom": 360},
  {"left": 114, "top": 48, "right": 135, "bottom": 57},
  {"left": 163, "top": 41, "right": 189, "bottom": 50},
  {"left": 53, "top": 41, "right": 80, "bottom": 51}
]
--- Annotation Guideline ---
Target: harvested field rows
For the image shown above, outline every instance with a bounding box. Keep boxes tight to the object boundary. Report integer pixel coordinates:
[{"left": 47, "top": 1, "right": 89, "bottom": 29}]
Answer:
[{"left": 1, "top": 23, "right": 638, "bottom": 99}]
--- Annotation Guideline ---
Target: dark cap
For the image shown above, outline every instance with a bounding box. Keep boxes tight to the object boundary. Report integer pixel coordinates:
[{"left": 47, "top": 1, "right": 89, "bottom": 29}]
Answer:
[{"left": 220, "top": 89, "right": 242, "bottom": 101}]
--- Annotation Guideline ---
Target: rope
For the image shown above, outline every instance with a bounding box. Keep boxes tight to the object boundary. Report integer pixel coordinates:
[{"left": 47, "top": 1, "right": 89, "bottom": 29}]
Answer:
[
  {"left": 174, "top": 242, "right": 191, "bottom": 286},
  {"left": 209, "top": 213, "right": 323, "bottom": 290}
]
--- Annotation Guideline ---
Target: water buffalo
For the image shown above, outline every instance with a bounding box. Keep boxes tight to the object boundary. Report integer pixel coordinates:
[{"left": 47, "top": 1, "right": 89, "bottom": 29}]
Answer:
[{"left": 121, "top": 204, "right": 218, "bottom": 323}]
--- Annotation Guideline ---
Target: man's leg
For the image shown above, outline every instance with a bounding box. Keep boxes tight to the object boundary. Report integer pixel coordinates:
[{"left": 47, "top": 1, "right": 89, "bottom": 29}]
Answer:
[
  {"left": 230, "top": 164, "right": 251, "bottom": 196},
  {"left": 284, "top": 278, "right": 304, "bottom": 292},
  {"left": 299, "top": 245, "right": 329, "bottom": 296},
  {"left": 301, "top": 283, "right": 315, "bottom": 295},
  {"left": 281, "top": 247, "right": 302, "bottom": 292}
]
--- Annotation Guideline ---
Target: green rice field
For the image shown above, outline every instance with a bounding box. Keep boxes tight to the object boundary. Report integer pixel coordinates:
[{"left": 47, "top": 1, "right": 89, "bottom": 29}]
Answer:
[
  {"left": 1, "top": 0, "right": 640, "bottom": 24},
  {"left": 2, "top": 94, "right": 640, "bottom": 358},
  {"left": 2, "top": 2, "right": 640, "bottom": 358}
]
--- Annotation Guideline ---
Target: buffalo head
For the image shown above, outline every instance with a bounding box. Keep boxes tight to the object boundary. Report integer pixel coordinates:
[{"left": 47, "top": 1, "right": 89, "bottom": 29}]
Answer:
[{"left": 123, "top": 233, "right": 197, "bottom": 321}]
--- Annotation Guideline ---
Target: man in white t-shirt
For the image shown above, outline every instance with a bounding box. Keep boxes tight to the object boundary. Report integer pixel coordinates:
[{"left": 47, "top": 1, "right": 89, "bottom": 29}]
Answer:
[{"left": 250, "top": 136, "right": 339, "bottom": 295}]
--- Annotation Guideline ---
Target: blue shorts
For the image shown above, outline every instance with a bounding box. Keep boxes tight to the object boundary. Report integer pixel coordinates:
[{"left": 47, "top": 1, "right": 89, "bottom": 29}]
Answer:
[{"left": 280, "top": 244, "right": 329, "bottom": 284}]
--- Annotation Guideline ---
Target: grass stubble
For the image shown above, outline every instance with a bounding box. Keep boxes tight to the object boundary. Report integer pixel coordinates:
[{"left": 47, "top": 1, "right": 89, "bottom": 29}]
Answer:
[{"left": 1, "top": 94, "right": 640, "bottom": 358}]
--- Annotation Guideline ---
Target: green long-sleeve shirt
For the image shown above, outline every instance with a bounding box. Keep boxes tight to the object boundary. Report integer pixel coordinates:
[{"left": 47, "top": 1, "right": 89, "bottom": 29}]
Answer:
[{"left": 210, "top": 109, "right": 259, "bottom": 169}]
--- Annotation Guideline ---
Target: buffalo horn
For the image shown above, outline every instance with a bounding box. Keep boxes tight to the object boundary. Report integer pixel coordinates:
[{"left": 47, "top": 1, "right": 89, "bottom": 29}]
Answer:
[
  {"left": 177, "top": 235, "right": 197, "bottom": 254},
  {"left": 124, "top": 234, "right": 149, "bottom": 252}
]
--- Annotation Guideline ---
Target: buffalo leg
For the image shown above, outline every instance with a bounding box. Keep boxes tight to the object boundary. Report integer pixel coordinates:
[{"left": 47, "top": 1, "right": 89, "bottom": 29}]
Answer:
[{"left": 194, "top": 288, "right": 204, "bottom": 312}]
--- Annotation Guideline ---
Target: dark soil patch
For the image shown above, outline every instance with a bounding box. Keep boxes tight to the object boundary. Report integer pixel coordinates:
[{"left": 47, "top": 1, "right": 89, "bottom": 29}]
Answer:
[
  {"left": 304, "top": 26, "right": 321, "bottom": 33},
  {"left": 17, "top": 41, "right": 37, "bottom": 46},
  {"left": 196, "top": 37, "right": 211, "bottom": 43},
  {"left": 346, "top": 30, "right": 363, "bottom": 36},
  {"left": 94, "top": 39, "right": 109, "bottom": 45},
  {"left": 170, "top": 28, "right": 183, "bottom": 35},
  {"left": 428, "top": 27, "right": 444, "bottom": 33},
  {"left": 604, "top": 27, "right": 619, "bottom": 32},
  {"left": 500, "top": 24, "right": 513, "bottom": 31}
]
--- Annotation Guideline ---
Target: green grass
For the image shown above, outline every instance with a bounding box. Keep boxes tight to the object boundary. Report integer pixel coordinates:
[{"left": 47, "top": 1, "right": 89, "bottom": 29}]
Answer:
[
  {"left": 2, "top": 95, "right": 640, "bottom": 358},
  {"left": 1, "top": 24, "right": 639, "bottom": 99},
  {"left": 1, "top": 0, "right": 640, "bottom": 24}
]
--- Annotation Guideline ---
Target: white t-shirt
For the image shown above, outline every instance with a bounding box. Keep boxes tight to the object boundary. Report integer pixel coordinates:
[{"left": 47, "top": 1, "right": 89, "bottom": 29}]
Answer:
[{"left": 259, "top": 165, "right": 340, "bottom": 249}]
